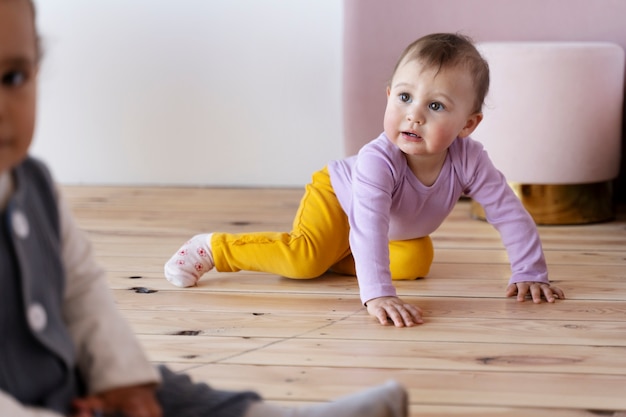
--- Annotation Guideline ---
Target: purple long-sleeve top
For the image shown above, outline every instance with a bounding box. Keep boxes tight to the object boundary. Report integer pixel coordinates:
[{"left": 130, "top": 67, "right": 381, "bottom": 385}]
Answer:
[{"left": 328, "top": 133, "right": 548, "bottom": 304}]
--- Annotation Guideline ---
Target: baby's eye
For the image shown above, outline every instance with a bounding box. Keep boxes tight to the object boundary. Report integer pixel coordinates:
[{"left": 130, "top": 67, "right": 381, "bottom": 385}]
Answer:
[
  {"left": 428, "top": 102, "right": 444, "bottom": 111},
  {"left": 1, "top": 70, "right": 27, "bottom": 87},
  {"left": 399, "top": 93, "right": 411, "bottom": 103}
]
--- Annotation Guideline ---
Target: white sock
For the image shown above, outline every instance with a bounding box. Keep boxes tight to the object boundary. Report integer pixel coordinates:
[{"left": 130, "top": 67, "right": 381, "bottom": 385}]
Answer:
[
  {"left": 164, "top": 233, "right": 214, "bottom": 287},
  {"left": 244, "top": 380, "right": 408, "bottom": 417}
]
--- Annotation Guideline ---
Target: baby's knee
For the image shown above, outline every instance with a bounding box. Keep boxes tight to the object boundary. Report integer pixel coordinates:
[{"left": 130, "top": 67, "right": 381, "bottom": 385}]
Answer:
[
  {"left": 280, "top": 262, "right": 328, "bottom": 280},
  {"left": 391, "top": 263, "right": 431, "bottom": 280},
  {"left": 389, "top": 237, "right": 434, "bottom": 280}
]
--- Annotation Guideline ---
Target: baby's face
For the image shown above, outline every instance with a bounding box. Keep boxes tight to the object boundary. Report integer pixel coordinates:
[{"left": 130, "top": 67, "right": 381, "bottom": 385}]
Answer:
[
  {"left": 383, "top": 57, "right": 480, "bottom": 159},
  {"left": 0, "top": 0, "right": 38, "bottom": 173}
]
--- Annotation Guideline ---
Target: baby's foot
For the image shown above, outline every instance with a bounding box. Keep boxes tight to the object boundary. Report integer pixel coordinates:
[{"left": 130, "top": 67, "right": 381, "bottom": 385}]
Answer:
[
  {"left": 164, "top": 233, "right": 214, "bottom": 287},
  {"left": 323, "top": 379, "right": 408, "bottom": 417},
  {"left": 244, "top": 380, "right": 408, "bottom": 417}
]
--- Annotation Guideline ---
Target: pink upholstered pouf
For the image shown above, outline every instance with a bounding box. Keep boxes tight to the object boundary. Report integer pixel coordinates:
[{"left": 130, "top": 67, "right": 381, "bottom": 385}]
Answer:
[{"left": 472, "top": 42, "right": 625, "bottom": 224}]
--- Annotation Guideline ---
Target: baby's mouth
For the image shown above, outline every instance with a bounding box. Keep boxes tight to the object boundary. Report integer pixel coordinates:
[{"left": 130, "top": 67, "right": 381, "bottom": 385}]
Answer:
[{"left": 403, "top": 131, "right": 421, "bottom": 139}]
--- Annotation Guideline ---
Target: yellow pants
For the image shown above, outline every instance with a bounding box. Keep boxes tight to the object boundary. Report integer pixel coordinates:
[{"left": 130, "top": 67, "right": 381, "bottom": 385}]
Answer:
[{"left": 212, "top": 167, "right": 434, "bottom": 280}]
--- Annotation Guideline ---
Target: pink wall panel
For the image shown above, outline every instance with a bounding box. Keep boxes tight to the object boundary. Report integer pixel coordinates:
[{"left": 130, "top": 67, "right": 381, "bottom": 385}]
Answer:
[{"left": 343, "top": 0, "right": 626, "bottom": 200}]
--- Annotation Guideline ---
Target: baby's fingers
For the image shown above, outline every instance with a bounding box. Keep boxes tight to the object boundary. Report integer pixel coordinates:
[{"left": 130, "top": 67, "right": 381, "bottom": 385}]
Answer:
[
  {"left": 505, "top": 283, "right": 518, "bottom": 298},
  {"left": 513, "top": 282, "right": 531, "bottom": 301},
  {"left": 366, "top": 297, "right": 424, "bottom": 327},
  {"left": 541, "top": 284, "right": 565, "bottom": 303},
  {"left": 401, "top": 303, "right": 424, "bottom": 326},
  {"left": 372, "top": 307, "right": 392, "bottom": 326},
  {"left": 508, "top": 281, "right": 566, "bottom": 303},
  {"left": 530, "top": 283, "right": 544, "bottom": 303},
  {"left": 551, "top": 286, "right": 565, "bottom": 299},
  {"left": 387, "top": 304, "right": 423, "bottom": 327}
]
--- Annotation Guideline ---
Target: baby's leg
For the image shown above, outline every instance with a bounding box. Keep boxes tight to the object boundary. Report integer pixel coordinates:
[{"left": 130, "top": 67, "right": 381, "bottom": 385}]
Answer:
[
  {"left": 389, "top": 236, "right": 434, "bottom": 280},
  {"left": 163, "top": 167, "right": 349, "bottom": 286},
  {"left": 329, "top": 236, "right": 434, "bottom": 280},
  {"left": 329, "top": 253, "right": 356, "bottom": 276},
  {"left": 212, "top": 228, "right": 349, "bottom": 278},
  {"left": 244, "top": 380, "right": 408, "bottom": 417},
  {"left": 213, "top": 168, "right": 350, "bottom": 278},
  {"left": 156, "top": 365, "right": 261, "bottom": 416},
  {"left": 156, "top": 365, "right": 407, "bottom": 417}
]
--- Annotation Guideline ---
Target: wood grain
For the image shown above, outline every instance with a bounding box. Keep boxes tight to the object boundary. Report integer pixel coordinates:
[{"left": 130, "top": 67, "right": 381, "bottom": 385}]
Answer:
[{"left": 62, "top": 186, "right": 626, "bottom": 416}]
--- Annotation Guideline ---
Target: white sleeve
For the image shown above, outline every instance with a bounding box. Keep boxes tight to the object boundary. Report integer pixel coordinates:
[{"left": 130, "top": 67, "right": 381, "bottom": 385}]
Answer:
[{"left": 57, "top": 190, "right": 161, "bottom": 394}]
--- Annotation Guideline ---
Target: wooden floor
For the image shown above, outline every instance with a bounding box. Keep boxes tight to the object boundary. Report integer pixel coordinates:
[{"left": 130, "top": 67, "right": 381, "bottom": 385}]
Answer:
[{"left": 62, "top": 185, "right": 626, "bottom": 417}]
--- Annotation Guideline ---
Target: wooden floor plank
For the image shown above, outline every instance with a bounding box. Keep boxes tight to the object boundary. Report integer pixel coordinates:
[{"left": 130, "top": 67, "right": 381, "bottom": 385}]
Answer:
[
  {"left": 113, "top": 289, "right": 626, "bottom": 322},
  {"left": 183, "top": 363, "right": 626, "bottom": 410},
  {"left": 122, "top": 310, "right": 626, "bottom": 347},
  {"left": 62, "top": 186, "right": 626, "bottom": 414},
  {"left": 105, "top": 270, "right": 626, "bottom": 301},
  {"left": 212, "top": 337, "right": 626, "bottom": 375},
  {"left": 100, "top": 260, "right": 626, "bottom": 280}
]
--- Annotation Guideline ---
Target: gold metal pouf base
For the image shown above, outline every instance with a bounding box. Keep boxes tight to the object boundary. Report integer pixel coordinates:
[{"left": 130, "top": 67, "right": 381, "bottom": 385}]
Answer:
[{"left": 470, "top": 181, "right": 615, "bottom": 225}]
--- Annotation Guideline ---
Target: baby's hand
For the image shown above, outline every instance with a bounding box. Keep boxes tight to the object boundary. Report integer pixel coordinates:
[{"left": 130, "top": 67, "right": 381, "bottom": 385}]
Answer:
[
  {"left": 365, "top": 296, "right": 424, "bottom": 327},
  {"left": 73, "top": 384, "right": 162, "bottom": 417},
  {"left": 506, "top": 281, "right": 565, "bottom": 303}
]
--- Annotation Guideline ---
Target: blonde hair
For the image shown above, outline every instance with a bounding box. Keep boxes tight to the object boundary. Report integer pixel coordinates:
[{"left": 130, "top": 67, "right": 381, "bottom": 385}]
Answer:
[{"left": 390, "top": 33, "right": 489, "bottom": 113}]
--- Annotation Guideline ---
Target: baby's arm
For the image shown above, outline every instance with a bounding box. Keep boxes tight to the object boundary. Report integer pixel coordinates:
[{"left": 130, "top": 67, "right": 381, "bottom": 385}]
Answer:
[
  {"left": 56, "top": 192, "right": 161, "bottom": 397},
  {"left": 463, "top": 141, "right": 565, "bottom": 302},
  {"left": 347, "top": 144, "right": 427, "bottom": 327}
]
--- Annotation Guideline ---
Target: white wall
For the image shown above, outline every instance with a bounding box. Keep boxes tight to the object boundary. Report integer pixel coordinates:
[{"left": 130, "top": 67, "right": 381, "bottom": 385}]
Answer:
[{"left": 31, "top": 1, "right": 344, "bottom": 186}]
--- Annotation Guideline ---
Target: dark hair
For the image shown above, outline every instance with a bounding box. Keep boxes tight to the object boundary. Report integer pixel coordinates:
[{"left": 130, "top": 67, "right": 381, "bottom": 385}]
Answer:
[
  {"left": 390, "top": 33, "right": 490, "bottom": 113},
  {"left": 28, "top": 0, "right": 42, "bottom": 62}
]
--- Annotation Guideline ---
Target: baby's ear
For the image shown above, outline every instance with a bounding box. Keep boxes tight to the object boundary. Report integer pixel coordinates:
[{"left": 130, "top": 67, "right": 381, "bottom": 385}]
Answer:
[{"left": 458, "top": 112, "right": 483, "bottom": 138}]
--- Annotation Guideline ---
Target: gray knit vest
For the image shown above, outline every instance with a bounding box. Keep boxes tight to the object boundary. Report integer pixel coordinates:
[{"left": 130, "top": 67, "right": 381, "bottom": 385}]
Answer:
[{"left": 0, "top": 158, "right": 79, "bottom": 414}]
